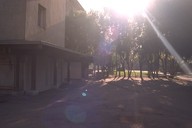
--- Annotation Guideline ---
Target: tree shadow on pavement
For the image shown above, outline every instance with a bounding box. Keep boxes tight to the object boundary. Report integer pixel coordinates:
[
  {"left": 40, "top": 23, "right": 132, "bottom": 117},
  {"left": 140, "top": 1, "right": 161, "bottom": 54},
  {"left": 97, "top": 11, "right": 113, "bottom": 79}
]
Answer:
[
  {"left": 84, "top": 77, "right": 192, "bottom": 128},
  {"left": 1, "top": 77, "right": 192, "bottom": 128}
]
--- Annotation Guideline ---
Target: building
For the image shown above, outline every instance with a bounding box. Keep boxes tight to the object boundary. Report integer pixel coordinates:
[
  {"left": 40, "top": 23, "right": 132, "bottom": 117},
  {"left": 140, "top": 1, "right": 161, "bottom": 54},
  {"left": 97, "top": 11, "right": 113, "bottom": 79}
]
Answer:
[
  {"left": 0, "top": 0, "right": 87, "bottom": 94},
  {"left": 66, "top": 0, "right": 85, "bottom": 15}
]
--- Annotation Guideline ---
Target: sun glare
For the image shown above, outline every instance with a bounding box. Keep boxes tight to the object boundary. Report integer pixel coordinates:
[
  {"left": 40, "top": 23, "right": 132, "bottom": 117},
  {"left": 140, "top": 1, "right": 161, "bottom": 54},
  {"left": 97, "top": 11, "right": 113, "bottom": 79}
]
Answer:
[
  {"left": 108, "top": 0, "right": 152, "bottom": 17},
  {"left": 78, "top": 0, "right": 153, "bottom": 17}
]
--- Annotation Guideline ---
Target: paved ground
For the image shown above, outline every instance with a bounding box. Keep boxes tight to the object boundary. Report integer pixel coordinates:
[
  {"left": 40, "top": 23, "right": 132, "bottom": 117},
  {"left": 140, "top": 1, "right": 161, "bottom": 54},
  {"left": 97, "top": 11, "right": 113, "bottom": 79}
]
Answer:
[
  {"left": 176, "top": 75, "right": 192, "bottom": 81},
  {"left": 1, "top": 77, "right": 192, "bottom": 128}
]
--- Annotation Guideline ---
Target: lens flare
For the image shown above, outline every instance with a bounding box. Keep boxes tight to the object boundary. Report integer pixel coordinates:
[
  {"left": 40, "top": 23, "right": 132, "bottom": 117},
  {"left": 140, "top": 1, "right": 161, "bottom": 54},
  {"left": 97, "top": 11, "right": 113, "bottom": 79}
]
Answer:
[
  {"left": 108, "top": 0, "right": 152, "bottom": 17},
  {"left": 82, "top": 92, "right": 87, "bottom": 97},
  {"left": 65, "top": 105, "right": 87, "bottom": 123},
  {"left": 81, "top": 89, "right": 88, "bottom": 97},
  {"left": 145, "top": 12, "right": 192, "bottom": 75},
  {"left": 78, "top": 0, "right": 154, "bottom": 17}
]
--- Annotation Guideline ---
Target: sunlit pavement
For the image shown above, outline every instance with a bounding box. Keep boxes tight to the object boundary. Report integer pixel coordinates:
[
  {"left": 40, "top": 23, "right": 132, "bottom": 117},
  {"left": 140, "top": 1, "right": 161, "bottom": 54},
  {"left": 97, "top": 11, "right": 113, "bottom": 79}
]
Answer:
[
  {"left": 176, "top": 75, "right": 192, "bottom": 82},
  {"left": 1, "top": 78, "right": 192, "bottom": 128}
]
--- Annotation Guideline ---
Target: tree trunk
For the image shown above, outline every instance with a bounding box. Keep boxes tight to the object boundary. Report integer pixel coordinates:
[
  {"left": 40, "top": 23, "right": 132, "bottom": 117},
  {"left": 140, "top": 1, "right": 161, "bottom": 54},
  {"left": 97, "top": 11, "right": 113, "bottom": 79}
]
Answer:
[
  {"left": 140, "top": 66, "right": 143, "bottom": 80},
  {"left": 115, "top": 50, "right": 117, "bottom": 77},
  {"left": 127, "top": 55, "right": 131, "bottom": 79},
  {"left": 97, "top": 65, "right": 99, "bottom": 73},
  {"left": 93, "top": 64, "right": 96, "bottom": 77},
  {"left": 102, "top": 66, "right": 105, "bottom": 78},
  {"left": 118, "top": 65, "right": 121, "bottom": 77},
  {"left": 128, "top": 70, "right": 132, "bottom": 78},
  {"left": 139, "top": 59, "right": 143, "bottom": 80},
  {"left": 170, "top": 58, "right": 176, "bottom": 78},
  {"left": 164, "top": 53, "right": 168, "bottom": 76},
  {"left": 147, "top": 61, "right": 151, "bottom": 78},
  {"left": 128, "top": 61, "right": 133, "bottom": 79},
  {"left": 155, "top": 53, "right": 160, "bottom": 78},
  {"left": 122, "top": 62, "right": 126, "bottom": 77}
]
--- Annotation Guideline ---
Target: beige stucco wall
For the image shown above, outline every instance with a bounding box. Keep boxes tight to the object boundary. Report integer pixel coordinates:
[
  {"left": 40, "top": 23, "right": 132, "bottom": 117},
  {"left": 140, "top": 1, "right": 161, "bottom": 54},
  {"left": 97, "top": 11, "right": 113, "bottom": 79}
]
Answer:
[
  {"left": 25, "top": 0, "right": 66, "bottom": 47},
  {"left": 0, "top": 0, "right": 26, "bottom": 40}
]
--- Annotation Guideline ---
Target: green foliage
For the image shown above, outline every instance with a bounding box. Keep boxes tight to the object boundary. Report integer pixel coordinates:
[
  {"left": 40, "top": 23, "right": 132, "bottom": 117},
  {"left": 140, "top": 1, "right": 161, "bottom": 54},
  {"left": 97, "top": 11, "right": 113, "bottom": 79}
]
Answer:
[
  {"left": 113, "top": 70, "right": 148, "bottom": 77},
  {"left": 65, "top": 10, "right": 100, "bottom": 55},
  {"left": 66, "top": 8, "right": 190, "bottom": 78}
]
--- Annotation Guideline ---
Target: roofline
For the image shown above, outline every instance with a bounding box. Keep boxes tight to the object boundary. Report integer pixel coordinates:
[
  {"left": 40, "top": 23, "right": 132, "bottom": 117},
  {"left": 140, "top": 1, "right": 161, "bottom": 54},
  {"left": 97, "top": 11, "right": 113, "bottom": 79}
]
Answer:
[
  {"left": 76, "top": 0, "right": 85, "bottom": 12},
  {"left": 0, "top": 39, "right": 86, "bottom": 56}
]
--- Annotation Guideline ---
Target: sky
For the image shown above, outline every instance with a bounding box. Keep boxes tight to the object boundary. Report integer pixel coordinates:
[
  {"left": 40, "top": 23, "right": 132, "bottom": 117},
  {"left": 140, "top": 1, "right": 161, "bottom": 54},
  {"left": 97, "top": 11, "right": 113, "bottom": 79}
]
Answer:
[
  {"left": 78, "top": 0, "right": 108, "bottom": 12},
  {"left": 78, "top": 0, "right": 153, "bottom": 17},
  {"left": 77, "top": 0, "right": 192, "bottom": 57},
  {"left": 78, "top": 0, "right": 150, "bottom": 11}
]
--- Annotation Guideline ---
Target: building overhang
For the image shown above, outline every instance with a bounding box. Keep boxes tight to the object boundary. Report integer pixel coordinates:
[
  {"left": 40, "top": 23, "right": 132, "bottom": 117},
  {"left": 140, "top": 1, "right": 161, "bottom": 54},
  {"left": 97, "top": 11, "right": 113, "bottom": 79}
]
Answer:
[{"left": 0, "top": 40, "right": 90, "bottom": 62}]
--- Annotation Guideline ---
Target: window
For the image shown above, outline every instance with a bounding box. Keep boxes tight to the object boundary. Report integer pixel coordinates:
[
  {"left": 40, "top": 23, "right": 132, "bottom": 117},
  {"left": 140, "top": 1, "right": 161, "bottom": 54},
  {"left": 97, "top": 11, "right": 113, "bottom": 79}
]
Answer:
[{"left": 38, "top": 4, "right": 46, "bottom": 29}]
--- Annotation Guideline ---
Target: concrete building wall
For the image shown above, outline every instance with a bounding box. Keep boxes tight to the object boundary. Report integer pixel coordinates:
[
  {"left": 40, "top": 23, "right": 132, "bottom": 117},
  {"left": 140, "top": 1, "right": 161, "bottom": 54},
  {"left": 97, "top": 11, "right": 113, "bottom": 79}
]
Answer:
[
  {"left": 0, "top": 52, "right": 70, "bottom": 93},
  {"left": 25, "top": 0, "right": 66, "bottom": 47},
  {"left": 0, "top": 0, "right": 26, "bottom": 40},
  {"left": 35, "top": 55, "right": 69, "bottom": 92},
  {"left": 0, "top": 48, "right": 85, "bottom": 94},
  {"left": 0, "top": 54, "right": 14, "bottom": 89},
  {"left": 55, "top": 58, "right": 66, "bottom": 87},
  {"left": 70, "top": 62, "right": 82, "bottom": 79},
  {"left": 0, "top": 53, "right": 32, "bottom": 92},
  {"left": 62, "top": 61, "right": 68, "bottom": 79},
  {"left": 36, "top": 55, "right": 55, "bottom": 92},
  {"left": 0, "top": 0, "right": 85, "bottom": 94},
  {"left": 23, "top": 56, "right": 32, "bottom": 92}
]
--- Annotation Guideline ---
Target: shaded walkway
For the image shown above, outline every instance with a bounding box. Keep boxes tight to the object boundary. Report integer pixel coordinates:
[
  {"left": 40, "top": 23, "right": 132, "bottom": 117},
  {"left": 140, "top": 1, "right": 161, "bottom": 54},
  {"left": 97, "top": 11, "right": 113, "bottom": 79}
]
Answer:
[{"left": 0, "top": 78, "right": 192, "bottom": 128}]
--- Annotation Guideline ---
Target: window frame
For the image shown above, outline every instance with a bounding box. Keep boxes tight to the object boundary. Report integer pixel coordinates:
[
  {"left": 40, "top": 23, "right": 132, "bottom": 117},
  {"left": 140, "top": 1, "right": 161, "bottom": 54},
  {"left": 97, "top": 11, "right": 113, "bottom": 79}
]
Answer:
[{"left": 38, "top": 4, "right": 46, "bottom": 29}]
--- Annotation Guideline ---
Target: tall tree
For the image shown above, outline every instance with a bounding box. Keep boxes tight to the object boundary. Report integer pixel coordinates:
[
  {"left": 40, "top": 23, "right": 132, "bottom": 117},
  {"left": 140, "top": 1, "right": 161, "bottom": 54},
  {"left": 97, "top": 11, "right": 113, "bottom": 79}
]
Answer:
[{"left": 65, "top": 11, "right": 100, "bottom": 55}]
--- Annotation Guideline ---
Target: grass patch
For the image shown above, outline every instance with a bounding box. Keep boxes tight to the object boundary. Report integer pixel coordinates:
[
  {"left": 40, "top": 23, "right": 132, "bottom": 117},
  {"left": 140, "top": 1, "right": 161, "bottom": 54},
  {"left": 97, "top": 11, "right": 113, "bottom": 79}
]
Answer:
[{"left": 113, "top": 70, "right": 148, "bottom": 77}]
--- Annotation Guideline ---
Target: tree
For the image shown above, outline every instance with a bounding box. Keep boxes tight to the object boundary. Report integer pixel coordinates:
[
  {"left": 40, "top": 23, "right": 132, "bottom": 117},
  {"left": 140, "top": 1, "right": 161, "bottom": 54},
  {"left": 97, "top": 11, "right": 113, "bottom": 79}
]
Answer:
[
  {"left": 65, "top": 11, "right": 100, "bottom": 55},
  {"left": 150, "top": 0, "right": 192, "bottom": 75}
]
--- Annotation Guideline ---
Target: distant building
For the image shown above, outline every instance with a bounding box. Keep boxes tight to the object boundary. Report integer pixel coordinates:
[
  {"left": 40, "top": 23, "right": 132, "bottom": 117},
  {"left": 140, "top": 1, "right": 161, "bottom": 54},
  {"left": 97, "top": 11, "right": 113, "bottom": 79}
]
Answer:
[{"left": 0, "top": 0, "right": 87, "bottom": 94}]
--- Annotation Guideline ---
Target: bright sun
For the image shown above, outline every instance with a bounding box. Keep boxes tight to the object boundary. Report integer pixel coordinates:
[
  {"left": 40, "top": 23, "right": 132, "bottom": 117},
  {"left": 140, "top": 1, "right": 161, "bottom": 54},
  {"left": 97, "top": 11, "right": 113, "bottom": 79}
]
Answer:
[
  {"left": 108, "top": 0, "right": 152, "bottom": 17},
  {"left": 78, "top": 0, "right": 153, "bottom": 17}
]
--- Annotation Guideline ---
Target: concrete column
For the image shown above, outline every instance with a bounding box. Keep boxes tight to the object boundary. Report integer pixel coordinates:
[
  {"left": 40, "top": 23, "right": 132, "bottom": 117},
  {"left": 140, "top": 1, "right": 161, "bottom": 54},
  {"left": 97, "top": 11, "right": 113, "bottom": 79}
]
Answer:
[
  {"left": 14, "top": 55, "right": 20, "bottom": 91},
  {"left": 31, "top": 55, "right": 36, "bottom": 90},
  {"left": 53, "top": 59, "right": 57, "bottom": 86},
  {"left": 67, "top": 61, "right": 70, "bottom": 82}
]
